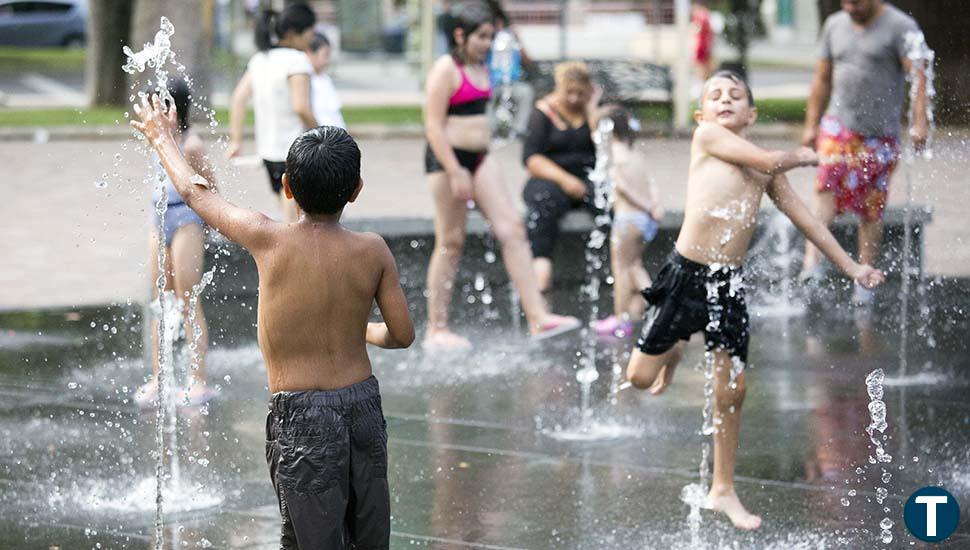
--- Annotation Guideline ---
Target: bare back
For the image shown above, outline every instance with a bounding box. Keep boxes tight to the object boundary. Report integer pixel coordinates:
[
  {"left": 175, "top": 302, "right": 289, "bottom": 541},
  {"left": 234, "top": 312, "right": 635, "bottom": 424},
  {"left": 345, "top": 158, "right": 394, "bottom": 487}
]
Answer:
[
  {"left": 676, "top": 138, "right": 772, "bottom": 266},
  {"left": 254, "top": 223, "right": 386, "bottom": 392}
]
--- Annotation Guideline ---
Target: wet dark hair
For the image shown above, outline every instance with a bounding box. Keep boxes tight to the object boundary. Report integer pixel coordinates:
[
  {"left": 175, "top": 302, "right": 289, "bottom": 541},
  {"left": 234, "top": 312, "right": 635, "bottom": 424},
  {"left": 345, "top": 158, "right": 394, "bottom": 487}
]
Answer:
[
  {"left": 602, "top": 104, "right": 638, "bottom": 146},
  {"left": 285, "top": 126, "right": 361, "bottom": 215},
  {"left": 167, "top": 78, "right": 191, "bottom": 133},
  {"left": 446, "top": 1, "right": 494, "bottom": 58},
  {"left": 255, "top": 2, "right": 316, "bottom": 51},
  {"left": 144, "top": 77, "right": 191, "bottom": 133},
  {"left": 703, "top": 70, "right": 755, "bottom": 106},
  {"left": 309, "top": 31, "right": 330, "bottom": 52}
]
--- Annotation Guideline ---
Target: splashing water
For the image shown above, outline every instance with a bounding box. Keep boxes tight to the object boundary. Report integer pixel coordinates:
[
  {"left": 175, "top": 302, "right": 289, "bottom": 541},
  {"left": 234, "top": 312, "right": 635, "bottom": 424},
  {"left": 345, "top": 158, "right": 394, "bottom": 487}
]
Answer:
[
  {"left": 122, "top": 17, "right": 178, "bottom": 108},
  {"left": 543, "top": 117, "right": 630, "bottom": 442},
  {"left": 749, "top": 211, "right": 805, "bottom": 317},
  {"left": 865, "top": 369, "right": 894, "bottom": 544},
  {"left": 898, "top": 31, "right": 936, "bottom": 379},
  {"left": 576, "top": 117, "right": 615, "bottom": 430},
  {"left": 122, "top": 17, "right": 221, "bottom": 549},
  {"left": 489, "top": 29, "right": 521, "bottom": 145}
]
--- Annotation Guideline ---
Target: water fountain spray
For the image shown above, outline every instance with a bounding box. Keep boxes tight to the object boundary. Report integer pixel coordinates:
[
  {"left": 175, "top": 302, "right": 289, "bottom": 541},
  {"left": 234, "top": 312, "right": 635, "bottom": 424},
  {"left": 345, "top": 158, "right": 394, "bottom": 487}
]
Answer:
[
  {"left": 573, "top": 116, "right": 615, "bottom": 430},
  {"left": 489, "top": 29, "right": 520, "bottom": 146},
  {"left": 122, "top": 16, "right": 222, "bottom": 548},
  {"left": 899, "top": 31, "right": 936, "bottom": 379}
]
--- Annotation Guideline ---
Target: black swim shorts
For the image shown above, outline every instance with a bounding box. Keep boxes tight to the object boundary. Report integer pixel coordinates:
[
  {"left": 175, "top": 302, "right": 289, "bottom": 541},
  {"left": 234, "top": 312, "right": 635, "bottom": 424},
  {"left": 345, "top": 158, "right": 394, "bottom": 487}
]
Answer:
[
  {"left": 263, "top": 160, "right": 286, "bottom": 195},
  {"left": 265, "top": 376, "right": 390, "bottom": 550},
  {"left": 637, "top": 251, "right": 749, "bottom": 363}
]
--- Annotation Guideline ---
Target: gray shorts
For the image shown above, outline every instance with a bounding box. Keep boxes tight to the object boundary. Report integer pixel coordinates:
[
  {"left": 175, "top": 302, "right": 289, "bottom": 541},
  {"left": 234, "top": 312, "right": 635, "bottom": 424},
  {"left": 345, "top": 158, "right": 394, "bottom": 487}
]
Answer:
[{"left": 265, "top": 376, "right": 390, "bottom": 550}]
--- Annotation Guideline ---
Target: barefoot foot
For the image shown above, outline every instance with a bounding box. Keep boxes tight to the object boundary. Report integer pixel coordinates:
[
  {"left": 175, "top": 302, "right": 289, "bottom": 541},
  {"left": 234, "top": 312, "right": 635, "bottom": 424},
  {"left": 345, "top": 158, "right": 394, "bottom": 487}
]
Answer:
[
  {"left": 647, "top": 363, "right": 677, "bottom": 395},
  {"left": 423, "top": 330, "right": 472, "bottom": 351},
  {"left": 706, "top": 487, "right": 762, "bottom": 530}
]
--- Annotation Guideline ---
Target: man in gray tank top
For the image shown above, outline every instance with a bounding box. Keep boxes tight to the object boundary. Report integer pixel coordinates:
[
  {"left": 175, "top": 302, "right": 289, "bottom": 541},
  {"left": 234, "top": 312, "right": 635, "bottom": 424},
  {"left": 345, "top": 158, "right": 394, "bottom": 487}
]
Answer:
[{"left": 799, "top": 0, "right": 929, "bottom": 304}]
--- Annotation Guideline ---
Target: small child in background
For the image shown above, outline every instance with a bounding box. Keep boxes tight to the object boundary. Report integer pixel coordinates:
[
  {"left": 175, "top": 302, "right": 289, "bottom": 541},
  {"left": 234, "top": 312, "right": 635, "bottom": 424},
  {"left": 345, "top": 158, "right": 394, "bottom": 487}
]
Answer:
[
  {"left": 307, "top": 32, "right": 346, "bottom": 129},
  {"left": 594, "top": 105, "right": 664, "bottom": 338}
]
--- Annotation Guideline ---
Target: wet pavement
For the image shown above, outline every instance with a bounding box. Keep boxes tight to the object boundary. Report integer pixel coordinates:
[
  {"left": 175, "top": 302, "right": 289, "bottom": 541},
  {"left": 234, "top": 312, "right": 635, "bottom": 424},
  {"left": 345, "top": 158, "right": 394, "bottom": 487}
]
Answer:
[{"left": 1, "top": 277, "right": 969, "bottom": 549}]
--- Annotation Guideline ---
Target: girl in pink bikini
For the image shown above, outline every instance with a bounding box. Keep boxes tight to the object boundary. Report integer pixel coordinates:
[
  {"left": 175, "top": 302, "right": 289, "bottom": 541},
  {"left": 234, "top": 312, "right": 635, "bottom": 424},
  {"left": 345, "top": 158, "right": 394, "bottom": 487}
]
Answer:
[{"left": 423, "top": 1, "right": 579, "bottom": 349}]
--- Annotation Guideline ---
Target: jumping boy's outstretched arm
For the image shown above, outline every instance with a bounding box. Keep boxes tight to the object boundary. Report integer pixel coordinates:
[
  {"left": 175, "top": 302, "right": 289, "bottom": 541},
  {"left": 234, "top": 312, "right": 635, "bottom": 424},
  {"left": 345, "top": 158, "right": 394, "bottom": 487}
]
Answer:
[
  {"left": 131, "top": 95, "right": 275, "bottom": 252},
  {"left": 366, "top": 236, "right": 415, "bottom": 349},
  {"left": 767, "top": 173, "right": 885, "bottom": 288},
  {"left": 695, "top": 122, "right": 817, "bottom": 175}
]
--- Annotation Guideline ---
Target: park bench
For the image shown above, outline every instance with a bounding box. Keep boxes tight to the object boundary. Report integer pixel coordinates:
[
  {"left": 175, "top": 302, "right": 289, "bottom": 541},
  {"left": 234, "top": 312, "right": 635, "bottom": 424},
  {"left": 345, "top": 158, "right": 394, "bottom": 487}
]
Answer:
[{"left": 526, "top": 58, "right": 674, "bottom": 129}]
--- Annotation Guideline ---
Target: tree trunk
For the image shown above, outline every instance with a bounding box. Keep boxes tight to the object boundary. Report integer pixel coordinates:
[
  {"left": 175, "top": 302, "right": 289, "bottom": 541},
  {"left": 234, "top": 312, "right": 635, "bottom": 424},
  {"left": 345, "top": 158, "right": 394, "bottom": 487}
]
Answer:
[
  {"left": 84, "top": 0, "right": 134, "bottom": 107},
  {"left": 131, "top": 0, "right": 216, "bottom": 100}
]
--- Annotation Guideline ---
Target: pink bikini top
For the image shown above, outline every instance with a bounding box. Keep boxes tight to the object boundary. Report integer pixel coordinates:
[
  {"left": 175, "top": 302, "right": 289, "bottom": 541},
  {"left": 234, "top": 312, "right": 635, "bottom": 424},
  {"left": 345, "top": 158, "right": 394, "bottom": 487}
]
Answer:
[{"left": 448, "top": 57, "right": 491, "bottom": 115}]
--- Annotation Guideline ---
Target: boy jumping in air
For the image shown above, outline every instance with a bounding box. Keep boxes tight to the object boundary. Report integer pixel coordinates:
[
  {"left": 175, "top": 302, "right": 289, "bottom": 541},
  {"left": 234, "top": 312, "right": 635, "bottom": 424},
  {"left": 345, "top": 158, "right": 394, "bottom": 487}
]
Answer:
[{"left": 626, "top": 71, "right": 884, "bottom": 530}]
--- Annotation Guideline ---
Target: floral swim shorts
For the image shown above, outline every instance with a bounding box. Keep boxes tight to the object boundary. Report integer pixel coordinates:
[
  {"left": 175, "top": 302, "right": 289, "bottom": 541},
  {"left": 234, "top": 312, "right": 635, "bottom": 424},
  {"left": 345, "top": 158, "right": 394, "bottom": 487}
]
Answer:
[{"left": 816, "top": 116, "right": 900, "bottom": 222}]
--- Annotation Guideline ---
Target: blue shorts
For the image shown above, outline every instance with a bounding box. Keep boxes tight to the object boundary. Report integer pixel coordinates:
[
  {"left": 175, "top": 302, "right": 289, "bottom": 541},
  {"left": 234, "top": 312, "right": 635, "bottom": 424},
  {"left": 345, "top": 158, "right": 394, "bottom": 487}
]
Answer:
[
  {"left": 612, "top": 211, "right": 658, "bottom": 243},
  {"left": 153, "top": 202, "right": 203, "bottom": 245}
]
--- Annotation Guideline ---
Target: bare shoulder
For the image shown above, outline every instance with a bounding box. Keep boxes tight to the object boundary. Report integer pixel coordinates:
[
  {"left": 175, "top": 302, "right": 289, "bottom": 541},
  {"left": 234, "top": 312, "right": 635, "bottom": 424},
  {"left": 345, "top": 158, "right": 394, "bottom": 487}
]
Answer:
[
  {"left": 692, "top": 121, "right": 726, "bottom": 143},
  {"left": 430, "top": 54, "right": 459, "bottom": 79},
  {"left": 350, "top": 230, "right": 394, "bottom": 263}
]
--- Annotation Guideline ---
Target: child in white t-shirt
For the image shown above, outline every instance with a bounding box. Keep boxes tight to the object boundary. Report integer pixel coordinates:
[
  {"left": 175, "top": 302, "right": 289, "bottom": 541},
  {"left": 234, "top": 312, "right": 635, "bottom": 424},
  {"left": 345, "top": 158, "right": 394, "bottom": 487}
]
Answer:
[
  {"left": 228, "top": 3, "right": 318, "bottom": 222},
  {"left": 307, "top": 32, "right": 346, "bottom": 129}
]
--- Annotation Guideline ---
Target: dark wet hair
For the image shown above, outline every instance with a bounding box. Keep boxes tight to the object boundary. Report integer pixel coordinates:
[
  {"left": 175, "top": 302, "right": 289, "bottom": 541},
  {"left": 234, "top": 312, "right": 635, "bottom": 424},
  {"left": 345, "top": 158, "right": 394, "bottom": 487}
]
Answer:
[
  {"left": 144, "top": 77, "right": 191, "bottom": 133},
  {"left": 602, "top": 104, "right": 638, "bottom": 146},
  {"left": 255, "top": 2, "right": 316, "bottom": 51},
  {"left": 446, "top": 1, "right": 494, "bottom": 58},
  {"left": 167, "top": 78, "right": 191, "bottom": 133},
  {"left": 309, "top": 31, "right": 330, "bottom": 52},
  {"left": 285, "top": 126, "right": 361, "bottom": 215},
  {"left": 703, "top": 70, "right": 755, "bottom": 106}
]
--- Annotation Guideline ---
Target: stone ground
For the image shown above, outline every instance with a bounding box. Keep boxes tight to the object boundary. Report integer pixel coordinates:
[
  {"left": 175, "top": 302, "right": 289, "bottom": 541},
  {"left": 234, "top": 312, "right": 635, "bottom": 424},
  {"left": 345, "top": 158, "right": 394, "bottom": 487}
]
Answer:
[
  {"left": 0, "top": 283, "right": 968, "bottom": 549},
  {"left": 1, "top": 132, "right": 967, "bottom": 310}
]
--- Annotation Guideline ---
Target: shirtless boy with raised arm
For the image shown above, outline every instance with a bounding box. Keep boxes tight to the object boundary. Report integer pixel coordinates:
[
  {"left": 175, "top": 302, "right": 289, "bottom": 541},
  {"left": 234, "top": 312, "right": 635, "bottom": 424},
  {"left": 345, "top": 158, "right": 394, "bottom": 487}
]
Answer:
[
  {"left": 625, "top": 71, "right": 885, "bottom": 530},
  {"left": 132, "top": 94, "right": 414, "bottom": 549}
]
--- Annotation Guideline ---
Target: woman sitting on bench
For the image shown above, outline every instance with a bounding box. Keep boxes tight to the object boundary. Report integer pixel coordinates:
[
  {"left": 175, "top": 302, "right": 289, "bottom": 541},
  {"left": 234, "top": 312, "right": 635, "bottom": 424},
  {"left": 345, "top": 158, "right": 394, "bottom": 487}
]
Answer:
[{"left": 522, "top": 60, "right": 601, "bottom": 291}]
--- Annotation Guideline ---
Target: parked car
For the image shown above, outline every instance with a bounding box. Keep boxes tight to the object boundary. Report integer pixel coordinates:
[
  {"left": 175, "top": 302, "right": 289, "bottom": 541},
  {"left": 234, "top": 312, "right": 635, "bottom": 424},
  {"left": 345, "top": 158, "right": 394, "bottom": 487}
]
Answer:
[{"left": 0, "top": 0, "right": 87, "bottom": 47}]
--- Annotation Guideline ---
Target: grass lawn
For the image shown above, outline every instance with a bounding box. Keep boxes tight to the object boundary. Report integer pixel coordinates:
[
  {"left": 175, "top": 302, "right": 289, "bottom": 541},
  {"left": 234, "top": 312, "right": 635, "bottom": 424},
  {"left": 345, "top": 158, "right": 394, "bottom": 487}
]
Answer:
[
  {"left": 0, "top": 106, "right": 425, "bottom": 128},
  {"left": 0, "top": 101, "right": 805, "bottom": 128},
  {"left": 0, "top": 47, "right": 85, "bottom": 72}
]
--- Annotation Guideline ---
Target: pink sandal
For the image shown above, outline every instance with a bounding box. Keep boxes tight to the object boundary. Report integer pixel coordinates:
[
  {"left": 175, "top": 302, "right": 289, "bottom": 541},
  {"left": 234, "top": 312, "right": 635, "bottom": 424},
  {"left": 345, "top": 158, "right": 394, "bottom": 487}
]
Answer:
[{"left": 532, "top": 315, "right": 581, "bottom": 340}]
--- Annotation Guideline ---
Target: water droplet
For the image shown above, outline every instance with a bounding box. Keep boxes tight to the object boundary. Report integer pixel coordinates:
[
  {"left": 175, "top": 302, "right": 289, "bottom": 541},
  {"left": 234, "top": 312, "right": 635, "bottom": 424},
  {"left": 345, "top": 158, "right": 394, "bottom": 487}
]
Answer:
[
  {"left": 67, "top": 382, "right": 78, "bottom": 390},
  {"left": 841, "top": 498, "right": 850, "bottom": 507}
]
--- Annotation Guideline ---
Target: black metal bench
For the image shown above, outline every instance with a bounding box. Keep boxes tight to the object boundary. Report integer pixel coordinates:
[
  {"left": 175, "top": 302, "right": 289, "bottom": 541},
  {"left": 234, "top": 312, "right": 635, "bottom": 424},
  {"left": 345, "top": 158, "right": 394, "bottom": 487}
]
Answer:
[{"left": 525, "top": 59, "right": 674, "bottom": 128}]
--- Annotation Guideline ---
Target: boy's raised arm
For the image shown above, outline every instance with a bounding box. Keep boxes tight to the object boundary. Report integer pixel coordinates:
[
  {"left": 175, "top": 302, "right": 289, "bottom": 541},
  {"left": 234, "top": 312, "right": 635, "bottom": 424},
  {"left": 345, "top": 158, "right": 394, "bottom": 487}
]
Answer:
[
  {"left": 695, "top": 122, "right": 817, "bottom": 175},
  {"left": 767, "top": 174, "right": 884, "bottom": 289},
  {"left": 366, "top": 237, "right": 415, "bottom": 349},
  {"left": 132, "top": 95, "right": 274, "bottom": 252}
]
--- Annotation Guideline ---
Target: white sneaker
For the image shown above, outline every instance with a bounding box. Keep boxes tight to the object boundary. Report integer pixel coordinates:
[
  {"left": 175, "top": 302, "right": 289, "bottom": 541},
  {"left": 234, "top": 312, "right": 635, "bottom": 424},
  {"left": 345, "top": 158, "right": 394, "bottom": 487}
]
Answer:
[{"left": 851, "top": 282, "right": 875, "bottom": 306}]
